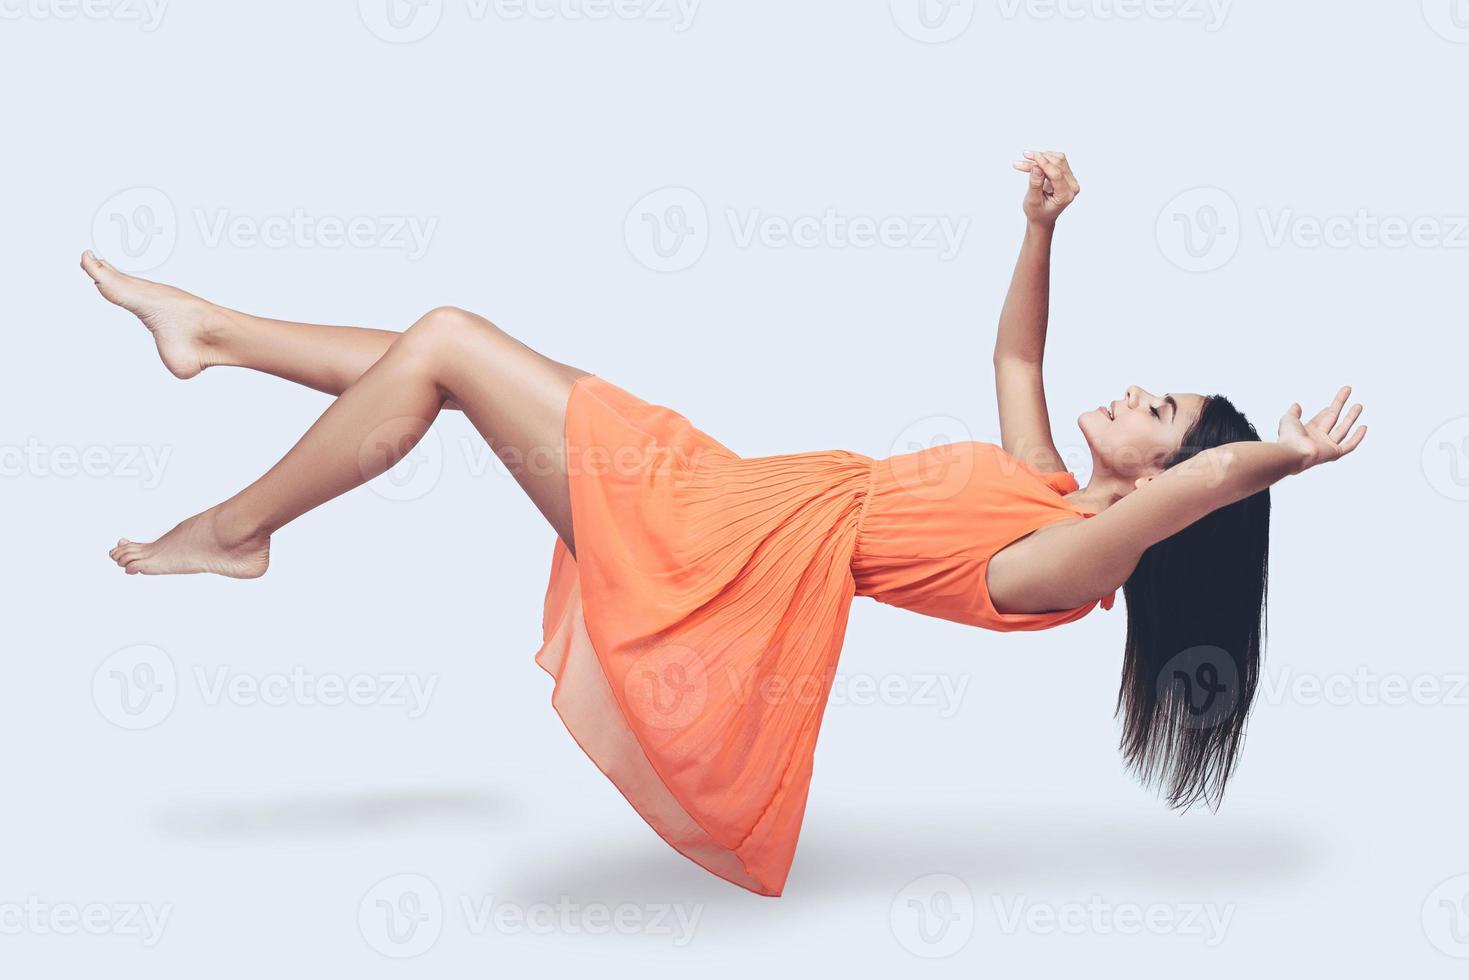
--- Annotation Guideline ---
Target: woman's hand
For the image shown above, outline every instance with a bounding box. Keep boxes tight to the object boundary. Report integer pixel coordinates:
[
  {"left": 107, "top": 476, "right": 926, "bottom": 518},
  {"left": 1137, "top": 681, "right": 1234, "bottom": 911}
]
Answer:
[
  {"left": 1011, "top": 151, "right": 1080, "bottom": 227},
  {"left": 1276, "top": 386, "right": 1367, "bottom": 474}
]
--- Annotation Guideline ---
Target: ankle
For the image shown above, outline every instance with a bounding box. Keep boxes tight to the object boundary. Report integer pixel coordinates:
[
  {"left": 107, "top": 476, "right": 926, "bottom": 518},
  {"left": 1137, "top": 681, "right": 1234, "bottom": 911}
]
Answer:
[
  {"left": 211, "top": 500, "right": 272, "bottom": 549},
  {"left": 195, "top": 305, "right": 242, "bottom": 368}
]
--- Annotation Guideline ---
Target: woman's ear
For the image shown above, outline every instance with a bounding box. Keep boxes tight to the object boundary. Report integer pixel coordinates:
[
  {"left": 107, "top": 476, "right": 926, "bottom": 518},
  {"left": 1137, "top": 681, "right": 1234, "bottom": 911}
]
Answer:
[{"left": 1134, "top": 474, "right": 1155, "bottom": 491}]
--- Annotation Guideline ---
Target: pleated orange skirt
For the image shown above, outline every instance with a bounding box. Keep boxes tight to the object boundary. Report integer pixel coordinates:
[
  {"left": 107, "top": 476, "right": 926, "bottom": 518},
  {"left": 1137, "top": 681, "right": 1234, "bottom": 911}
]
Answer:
[{"left": 534, "top": 375, "right": 872, "bottom": 896}]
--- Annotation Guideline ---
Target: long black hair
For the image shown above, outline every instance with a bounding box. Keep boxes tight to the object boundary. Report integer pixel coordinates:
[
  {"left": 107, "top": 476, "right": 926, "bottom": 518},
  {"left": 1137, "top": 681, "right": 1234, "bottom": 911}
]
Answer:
[{"left": 1118, "top": 395, "right": 1270, "bottom": 810}]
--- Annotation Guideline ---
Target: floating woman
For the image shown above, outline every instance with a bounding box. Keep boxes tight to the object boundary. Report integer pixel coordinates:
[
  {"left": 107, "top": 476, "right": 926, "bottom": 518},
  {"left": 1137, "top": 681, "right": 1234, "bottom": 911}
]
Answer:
[{"left": 87, "top": 152, "right": 1365, "bottom": 896}]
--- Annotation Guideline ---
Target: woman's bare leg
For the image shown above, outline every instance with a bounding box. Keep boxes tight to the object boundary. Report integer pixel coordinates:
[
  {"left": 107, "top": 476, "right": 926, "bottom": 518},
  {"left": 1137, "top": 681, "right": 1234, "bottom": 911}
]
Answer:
[
  {"left": 104, "top": 304, "right": 588, "bottom": 577},
  {"left": 80, "top": 251, "right": 462, "bottom": 405}
]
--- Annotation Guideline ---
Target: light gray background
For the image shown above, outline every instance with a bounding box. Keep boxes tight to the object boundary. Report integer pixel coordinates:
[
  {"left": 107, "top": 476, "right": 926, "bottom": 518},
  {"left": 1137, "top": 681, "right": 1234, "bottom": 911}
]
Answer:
[{"left": 3, "top": 0, "right": 1467, "bottom": 974}]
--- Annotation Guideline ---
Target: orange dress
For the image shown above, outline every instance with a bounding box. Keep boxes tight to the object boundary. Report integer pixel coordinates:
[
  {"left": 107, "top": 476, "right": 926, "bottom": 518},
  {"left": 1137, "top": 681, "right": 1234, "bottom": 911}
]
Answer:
[{"left": 534, "top": 376, "right": 1114, "bottom": 896}]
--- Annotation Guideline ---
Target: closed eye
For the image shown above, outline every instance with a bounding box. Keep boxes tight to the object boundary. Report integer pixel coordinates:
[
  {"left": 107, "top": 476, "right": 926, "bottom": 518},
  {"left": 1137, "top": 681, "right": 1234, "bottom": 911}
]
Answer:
[{"left": 1149, "top": 406, "right": 1160, "bottom": 419}]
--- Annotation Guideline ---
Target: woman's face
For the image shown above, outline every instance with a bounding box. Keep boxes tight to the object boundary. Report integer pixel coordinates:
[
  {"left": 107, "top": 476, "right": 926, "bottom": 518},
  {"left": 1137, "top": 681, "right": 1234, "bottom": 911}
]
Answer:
[{"left": 1078, "top": 385, "right": 1208, "bottom": 480}]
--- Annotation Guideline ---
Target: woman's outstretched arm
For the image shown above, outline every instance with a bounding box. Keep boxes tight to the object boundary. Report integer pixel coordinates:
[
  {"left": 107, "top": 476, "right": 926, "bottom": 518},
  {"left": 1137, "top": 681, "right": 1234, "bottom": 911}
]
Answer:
[
  {"left": 994, "top": 152, "right": 1080, "bottom": 474},
  {"left": 999, "top": 387, "right": 1368, "bottom": 611}
]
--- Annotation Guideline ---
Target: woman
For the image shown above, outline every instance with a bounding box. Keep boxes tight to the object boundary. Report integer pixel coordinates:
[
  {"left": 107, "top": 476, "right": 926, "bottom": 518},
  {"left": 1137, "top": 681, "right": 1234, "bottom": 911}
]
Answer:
[{"left": 86, "top": 153, "right": 1365, "bottom": 897}]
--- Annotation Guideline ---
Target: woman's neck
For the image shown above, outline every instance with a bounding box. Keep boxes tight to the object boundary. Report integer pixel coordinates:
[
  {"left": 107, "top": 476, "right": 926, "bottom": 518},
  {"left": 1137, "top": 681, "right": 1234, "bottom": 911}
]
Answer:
[{"left": 1068, "top": 473, "right": 1132, "bottom": 515}]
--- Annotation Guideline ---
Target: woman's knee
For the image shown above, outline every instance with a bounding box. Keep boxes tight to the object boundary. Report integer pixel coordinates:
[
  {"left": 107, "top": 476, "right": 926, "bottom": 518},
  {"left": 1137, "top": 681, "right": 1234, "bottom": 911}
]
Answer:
[{"left": 398, "top": 306, "right": 503, "bottom": 361}]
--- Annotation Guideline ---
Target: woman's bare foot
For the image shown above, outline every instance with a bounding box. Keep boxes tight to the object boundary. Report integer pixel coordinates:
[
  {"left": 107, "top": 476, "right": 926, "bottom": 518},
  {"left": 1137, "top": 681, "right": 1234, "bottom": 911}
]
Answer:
[
  {"left": 81, "top": 250, "right": 231, "bottom": 380},
  {"left": 109, "top": 506, "right": 271, "bottom": 579}
]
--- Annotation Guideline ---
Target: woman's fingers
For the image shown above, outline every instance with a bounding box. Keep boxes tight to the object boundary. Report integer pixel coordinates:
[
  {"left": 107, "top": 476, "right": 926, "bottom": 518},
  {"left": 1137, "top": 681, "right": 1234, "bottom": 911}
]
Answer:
[
  {"left": 1041, "top": 151, "right": 1080, "bottom": 194},
  {"left": 1015, "top": 152, "right": 1079, "bottom": 214},
  {"left": 1026, "top": 155, "right": 1075, "bottom": 204},
  {"left": 1340, "top": 425, "right": 1368, "bottom": 455},
  {"left": 1019, "top": 151, "right": 1076, "bottom": 175},
  {"left": 1014, "top": 160, "right": 1048, "bottom": 192},
  {"left": 1029, "top": 154, "right": 1067, "bottom": 186},
  {"left": 1012, "top": 160, "right": 1055, "bottom": 194},
  {"left": 1329, "top": 403, "right": 1363, "bottom": 443},
  {"left": 1310, "top": 385, "right": 1352, "bottom": 430}
]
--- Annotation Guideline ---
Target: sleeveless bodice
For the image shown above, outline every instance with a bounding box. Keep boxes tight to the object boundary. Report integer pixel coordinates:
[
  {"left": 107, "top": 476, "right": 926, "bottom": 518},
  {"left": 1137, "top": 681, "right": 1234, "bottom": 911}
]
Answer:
[{"left": 851, "top": 441, "right": 1114, "bottom": 631}]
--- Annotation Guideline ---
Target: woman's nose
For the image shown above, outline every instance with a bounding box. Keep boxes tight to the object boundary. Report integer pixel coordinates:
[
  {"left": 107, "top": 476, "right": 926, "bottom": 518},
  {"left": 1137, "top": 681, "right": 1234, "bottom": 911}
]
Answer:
[{"left": 1126, "top": 385, "right": 1155, "bottom": 408}]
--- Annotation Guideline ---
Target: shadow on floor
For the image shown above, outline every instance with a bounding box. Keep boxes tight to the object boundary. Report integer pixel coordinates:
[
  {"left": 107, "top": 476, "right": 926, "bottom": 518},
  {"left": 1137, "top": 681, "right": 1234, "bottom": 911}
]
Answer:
[
  {"left": 493, "top": 811, "right": 1319, "bottom": 910},
  {"left": 154, "top": 787, "right": 512, "bottom": 841}
]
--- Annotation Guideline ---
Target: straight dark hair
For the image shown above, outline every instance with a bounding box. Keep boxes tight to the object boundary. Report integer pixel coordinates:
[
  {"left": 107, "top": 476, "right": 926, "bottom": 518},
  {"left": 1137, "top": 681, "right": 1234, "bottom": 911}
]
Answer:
[{"left": 1118, "top": 395, "right": 1270, "bottom": 810}]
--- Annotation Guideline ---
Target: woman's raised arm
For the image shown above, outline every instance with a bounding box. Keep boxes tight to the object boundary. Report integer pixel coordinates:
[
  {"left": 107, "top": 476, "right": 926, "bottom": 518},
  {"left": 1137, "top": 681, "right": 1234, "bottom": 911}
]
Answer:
[
  {"left": 994, "top": 151, "right": 1081, "bottom": 474},
  {"left": 997, "top": 387, "right": 1367, "bottom": 613}
]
